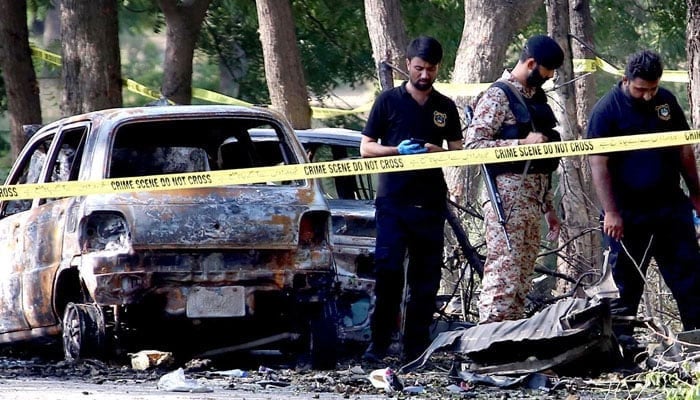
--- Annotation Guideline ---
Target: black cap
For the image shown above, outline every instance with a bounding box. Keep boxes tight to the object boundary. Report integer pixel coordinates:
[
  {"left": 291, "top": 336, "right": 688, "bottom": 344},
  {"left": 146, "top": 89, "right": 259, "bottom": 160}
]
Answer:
[{"left": 525, "top": 35, "right": 564, "bottom": 69}]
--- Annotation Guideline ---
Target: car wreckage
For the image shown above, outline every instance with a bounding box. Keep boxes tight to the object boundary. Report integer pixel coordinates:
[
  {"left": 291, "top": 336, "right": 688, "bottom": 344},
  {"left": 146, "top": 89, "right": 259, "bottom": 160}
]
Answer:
[
  {"left": 4, "top": 103, "right": 640, "bottom": 380},
  {"left": 250, "top": 127, "right": 379, "bottom": 346},
  {"left": 0, "top": 105, "right": 348, "bottom": 368}
]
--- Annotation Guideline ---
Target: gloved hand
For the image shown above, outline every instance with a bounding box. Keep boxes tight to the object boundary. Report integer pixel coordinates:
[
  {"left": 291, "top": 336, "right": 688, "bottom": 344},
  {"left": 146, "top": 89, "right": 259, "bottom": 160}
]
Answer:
[{"left": 397, "top": 139, "right": 428, "bottom": 155}]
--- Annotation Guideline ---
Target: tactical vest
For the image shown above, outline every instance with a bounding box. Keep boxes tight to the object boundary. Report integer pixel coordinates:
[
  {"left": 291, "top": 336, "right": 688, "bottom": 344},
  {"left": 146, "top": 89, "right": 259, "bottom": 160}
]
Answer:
[{"left": 488, "top": 80, "right": 561, "bottom": 176}]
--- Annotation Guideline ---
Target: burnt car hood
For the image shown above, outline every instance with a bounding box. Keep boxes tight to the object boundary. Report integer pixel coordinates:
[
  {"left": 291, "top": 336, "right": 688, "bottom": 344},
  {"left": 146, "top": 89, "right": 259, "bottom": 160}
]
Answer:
[{"left": 80, "top": 186, "right": 322, "bottom": 248}]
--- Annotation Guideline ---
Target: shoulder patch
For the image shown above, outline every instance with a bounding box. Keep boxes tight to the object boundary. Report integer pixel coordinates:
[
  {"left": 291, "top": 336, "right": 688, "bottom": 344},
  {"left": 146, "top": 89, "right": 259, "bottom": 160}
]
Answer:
[
  {"left": 656, "top": 104, "right": 671, "bottom": 121},
  {"left": 433, "top": 111, "right": 447, "bottom": 128}
]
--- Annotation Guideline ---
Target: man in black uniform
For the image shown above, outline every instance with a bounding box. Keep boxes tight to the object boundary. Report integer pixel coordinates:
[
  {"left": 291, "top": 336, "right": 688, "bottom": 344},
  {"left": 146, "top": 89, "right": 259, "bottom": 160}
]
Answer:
[
  {"left": 360, "top": 36, "right": 463, "bottom": 363},
  {"left": 588, "top": 50, "right": 700, "bottom": 334}
]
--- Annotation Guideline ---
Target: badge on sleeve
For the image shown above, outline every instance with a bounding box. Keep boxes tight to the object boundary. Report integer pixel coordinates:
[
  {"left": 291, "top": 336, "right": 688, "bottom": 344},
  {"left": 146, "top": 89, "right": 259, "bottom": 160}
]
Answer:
[
  {"left": 656, "top": 104, "right": 671, "bottom": 121},
  {"left": 433, "top": 111, "right": 447, "bottom": 127}
]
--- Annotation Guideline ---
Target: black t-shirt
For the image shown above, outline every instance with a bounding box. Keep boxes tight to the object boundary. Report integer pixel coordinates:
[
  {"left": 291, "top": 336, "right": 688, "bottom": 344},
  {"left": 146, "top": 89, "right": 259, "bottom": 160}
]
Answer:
[
  {"left": 362, "top": 82, "right": 462, "bottom": 207},
  {"left": 586, "top": 82, "right": 689, "bottom": 210}
]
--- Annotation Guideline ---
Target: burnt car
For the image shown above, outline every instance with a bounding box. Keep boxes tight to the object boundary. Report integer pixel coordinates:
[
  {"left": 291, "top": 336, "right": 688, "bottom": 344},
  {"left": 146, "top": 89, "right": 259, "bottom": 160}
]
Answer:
[
  {"left": 0, "top": 105, "right": 337, "bottom": 368},
  {"left": 250, "top": 128, "right": 377, "bottom": 346},
  {"left": 263, "top": 128, "right": 480, "bottom": 348}
]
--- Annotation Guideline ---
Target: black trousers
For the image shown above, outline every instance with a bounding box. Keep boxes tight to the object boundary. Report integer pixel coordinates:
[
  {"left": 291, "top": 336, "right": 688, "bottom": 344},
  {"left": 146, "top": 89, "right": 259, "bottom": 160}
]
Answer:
[
  {"left": 370, "top": 200, "right": 445, "bottom": 357},
  {"left": 605, "top": 202, "right": 700, "bottom": 332}
]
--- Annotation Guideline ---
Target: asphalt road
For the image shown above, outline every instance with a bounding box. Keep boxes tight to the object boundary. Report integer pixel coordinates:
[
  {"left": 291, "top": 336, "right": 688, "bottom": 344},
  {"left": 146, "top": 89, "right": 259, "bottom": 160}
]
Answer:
[{"left": 0, "top": 378, "right": 392, "bottom": 400}]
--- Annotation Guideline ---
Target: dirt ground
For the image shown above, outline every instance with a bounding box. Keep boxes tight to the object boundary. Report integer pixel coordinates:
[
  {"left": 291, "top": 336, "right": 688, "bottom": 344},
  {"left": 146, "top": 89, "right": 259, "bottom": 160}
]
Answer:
[{"left": 0, "top": 341, "right": 684, "bottom": 400}]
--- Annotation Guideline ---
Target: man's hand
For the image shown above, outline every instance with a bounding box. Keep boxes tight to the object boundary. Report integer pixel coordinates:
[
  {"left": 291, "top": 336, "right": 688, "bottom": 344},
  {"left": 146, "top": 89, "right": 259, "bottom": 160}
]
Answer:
[
  {"left": 519, "top": 132, "right": 548, "bottom": 145},
  {"left": 397, "top": 139, "right": 428, "bottom": 155},
  {"left": 603, "top": 210, "right": 624, "bottom": 241},
  {"left": 545, "top": 209, "right": 560, "bottom": 242}
]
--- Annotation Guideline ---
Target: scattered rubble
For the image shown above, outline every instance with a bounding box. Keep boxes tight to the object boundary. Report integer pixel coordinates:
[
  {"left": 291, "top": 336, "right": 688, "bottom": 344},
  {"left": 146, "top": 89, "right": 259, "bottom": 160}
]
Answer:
[{"left": 1, "top": 333, "right": 698, "bottom": 400}]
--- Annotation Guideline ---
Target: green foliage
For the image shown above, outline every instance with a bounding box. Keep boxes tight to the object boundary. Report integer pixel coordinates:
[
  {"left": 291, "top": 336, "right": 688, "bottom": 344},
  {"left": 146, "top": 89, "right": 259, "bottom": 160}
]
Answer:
[
  {"left": 26, "top": 0, "right": 52, "bottom": 25},
  {"left": 292, "top": 0, "right": 375, "bottom": 99},
  {"left": 641, "top": 368, "right": 700, "bottom": 400},
  {"left": 588, "top": 0, "right": 689, "bottom": 110},
  {"left": 196, "top": 0, "right": 377, "bottom": 107},
  {"left": 196, "top": 0, "right": 269, "bottom": 104},
  {"left": 121, "top": 37, "right": 166, "bottom": 106},
  {"left": 120, "top": 0, "right": 165, "bottom": 35},
  {"left": 12, "top": 0, "right": 696, "bottom": 121},
  {"left": 401, "top": 0, "right": 463, "bottom": 79},
  {"left": 591, "top": 0, "right": 687, "bottom": 67},
  {"left": 511, "top": 0, "right": 690, "bottom": 111}
]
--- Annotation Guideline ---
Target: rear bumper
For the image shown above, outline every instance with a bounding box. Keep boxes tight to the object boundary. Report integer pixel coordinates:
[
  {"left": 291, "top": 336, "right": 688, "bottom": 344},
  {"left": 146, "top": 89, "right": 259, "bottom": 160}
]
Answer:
[{"left": 76, "top": 250, "right": 334, "bottom": 317}]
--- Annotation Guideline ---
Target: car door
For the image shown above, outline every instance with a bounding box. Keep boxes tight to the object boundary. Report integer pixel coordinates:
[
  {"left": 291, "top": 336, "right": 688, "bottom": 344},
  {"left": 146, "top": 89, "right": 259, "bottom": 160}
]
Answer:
[
  {"left": 22, "top": 124, "right": 89, "bottom": 329},
  {"left": 0, "top": 132, "right": 57, "bottom": 334}
]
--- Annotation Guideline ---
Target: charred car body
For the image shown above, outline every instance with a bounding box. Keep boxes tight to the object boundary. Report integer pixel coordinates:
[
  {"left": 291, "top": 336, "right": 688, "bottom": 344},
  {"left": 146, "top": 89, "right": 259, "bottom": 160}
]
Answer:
[
  {"left": 251, "top": 128, "right": 378, "bottom": 345},
  {"left": 275, "top": 128, "right": 479, "bottom": 349},
  {"left": 0, "top": 105, "right": 337, "bottom": 368}
]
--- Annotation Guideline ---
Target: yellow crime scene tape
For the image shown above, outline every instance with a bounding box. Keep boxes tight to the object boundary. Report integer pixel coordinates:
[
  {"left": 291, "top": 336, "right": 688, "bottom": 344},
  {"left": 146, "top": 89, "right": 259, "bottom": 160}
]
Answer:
[
  {"left": 22, "top": 44, "right": 698, "bottom": 202},
  {"left": 2, "top": 129, "right": 700, "bottom": 201},
  {"left": 572, "top": 56, "right": 689, "bottom": 83},
  {"left": 30, "top": 44, "right": 689, "bottom": 119}
]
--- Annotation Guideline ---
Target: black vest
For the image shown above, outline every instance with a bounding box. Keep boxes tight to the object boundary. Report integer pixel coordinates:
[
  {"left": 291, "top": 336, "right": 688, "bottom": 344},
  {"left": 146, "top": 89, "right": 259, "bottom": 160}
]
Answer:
[{"left": 488, "top": 81, "right": 560, "bottom": 176}]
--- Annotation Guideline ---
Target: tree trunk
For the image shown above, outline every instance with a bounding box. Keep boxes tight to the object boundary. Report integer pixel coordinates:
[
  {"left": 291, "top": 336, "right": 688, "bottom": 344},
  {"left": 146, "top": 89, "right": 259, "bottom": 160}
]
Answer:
[
  {"left": 548, "top": 0, "right": 603, "bottom": 295},
  {"left": 548, "top": 0, "right": 596, "bottom": 296},
  {"left": 688, "top": 0, "right": 700, "bottom": 129},
  {"left": 157, "top": 0, "right": 212, "bottom": 105},
  {"left": 60, "top": 0, "right": 122, "bottom": 116},
  {"left": 446, "top": 0, "right": 542, "bottom": 223},
  {"left": 363, "top": 0, "right": 408, "bottom": 90},
  {"left": 570, "top": 0, "right": 597, "bottom": 136},
  {"left": 43, "top": 0, "right": 61, "bottom": 48},
  {"left": 0, "top": 0, "right": 43, "bottom": 158},
  {"left": 452, "top": 0, "right": 543, "bottom": 87},
  {"left": 443, "top": 0, "right": 541, "bottom": 302},
  {"left": 255, "top": 0, "right": 311, "bottom": 129}
]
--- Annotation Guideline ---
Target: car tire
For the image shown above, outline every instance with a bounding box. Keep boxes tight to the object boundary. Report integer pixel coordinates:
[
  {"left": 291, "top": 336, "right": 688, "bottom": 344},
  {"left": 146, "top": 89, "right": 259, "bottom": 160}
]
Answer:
[
  {"left": 309, "top": 301, "right": 339, "bottom": 370},
  {"left": 62, "top": 302, "right": 106, "bottom": 361}
]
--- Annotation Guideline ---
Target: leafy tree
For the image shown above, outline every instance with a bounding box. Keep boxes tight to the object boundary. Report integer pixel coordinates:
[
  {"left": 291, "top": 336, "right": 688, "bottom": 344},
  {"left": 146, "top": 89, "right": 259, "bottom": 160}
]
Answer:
[
  {"left": 0, "top": 0, "right": 42, "bottom": 157},
  {"left": 195, "top": 0, "right": 376, "bottom": 128},
  {"left": 688, "top": 0, "right": 700, "bottom": 128},
  {"left": 592, "top": 0, "right": 686, "bottom": 66},
  {"left": 364, "top": 0, "right": 407, "bottom": 91},
  {"left": 591, "top": 0, "right": 689, "bottom": 114},
  {"left": 197, "top": 0, "right": 268, "bottom": 104},
  {"left": 256, "top": 0, "right": 311, "bottom": 128},
  {"left": 401, "top": 0, "right": 462, "bottom": 77},
  {"left": 60, "top": 0, "right": 122, "bottom": 115},
  {"left": 294, "top": 0, "right": 375, "bottom": 98},
  {"left": 157, "top": 0, "right": 212, "bottom": 105}
]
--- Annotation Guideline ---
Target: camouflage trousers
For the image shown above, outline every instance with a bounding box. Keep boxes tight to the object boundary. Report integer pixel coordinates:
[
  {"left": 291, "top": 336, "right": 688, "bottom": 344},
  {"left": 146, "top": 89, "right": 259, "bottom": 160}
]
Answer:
[{"left": 478, "top": 173, "right": 550, "bottom": 323}]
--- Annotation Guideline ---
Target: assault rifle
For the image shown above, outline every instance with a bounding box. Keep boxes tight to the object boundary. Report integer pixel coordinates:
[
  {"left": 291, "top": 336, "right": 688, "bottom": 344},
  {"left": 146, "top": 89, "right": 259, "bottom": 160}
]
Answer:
[
  {"left": 481, "top": 164, "right": 513, "bottom": 251},
  {"left": 465, "top": 105, "right": 513, "bottom": 251}
]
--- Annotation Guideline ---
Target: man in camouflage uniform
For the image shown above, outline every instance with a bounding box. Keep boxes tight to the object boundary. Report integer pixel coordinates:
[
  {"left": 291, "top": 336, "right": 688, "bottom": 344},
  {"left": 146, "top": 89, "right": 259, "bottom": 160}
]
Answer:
[{"left": 465, "top": 35, "right": 564, "bottom": 323}]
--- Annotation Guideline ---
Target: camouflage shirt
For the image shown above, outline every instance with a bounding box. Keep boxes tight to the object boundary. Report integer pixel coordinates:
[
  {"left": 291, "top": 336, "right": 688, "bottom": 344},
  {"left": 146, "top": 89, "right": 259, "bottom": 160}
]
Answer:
[{"left": 465, "top": 70, "right": 554, "bottom": 213}]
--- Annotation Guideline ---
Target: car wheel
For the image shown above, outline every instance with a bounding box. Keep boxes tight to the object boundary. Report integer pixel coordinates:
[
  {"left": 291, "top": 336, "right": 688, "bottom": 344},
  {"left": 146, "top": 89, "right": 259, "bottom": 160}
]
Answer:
[
  {"left": 62, "top": 302, "right": 106, "bottom": 361},
  {"left": 309, "top": 301, "right": 338, "bottom": 370}
]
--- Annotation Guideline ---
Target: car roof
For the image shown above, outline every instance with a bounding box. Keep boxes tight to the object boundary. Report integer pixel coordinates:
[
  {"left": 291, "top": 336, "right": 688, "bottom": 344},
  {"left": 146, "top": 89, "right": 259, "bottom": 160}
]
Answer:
[
  {"left": 250, "top": 128, "right": 362, "bottom": 147},
  {"left": 36, "top": 105, "right": 290, "bottom": 134}
]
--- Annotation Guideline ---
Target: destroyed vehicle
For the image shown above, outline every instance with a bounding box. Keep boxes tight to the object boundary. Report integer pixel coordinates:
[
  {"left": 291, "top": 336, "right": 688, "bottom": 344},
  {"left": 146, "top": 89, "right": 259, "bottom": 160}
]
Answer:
[
  {"left": 0, "top": 105, "right": 338, "bottom": 368},
  {"left": 250, "top": 128, "right": 377, "bottom": 345},
  {"left": 257, "top": 128, "right": 481, "bottom": 349}
]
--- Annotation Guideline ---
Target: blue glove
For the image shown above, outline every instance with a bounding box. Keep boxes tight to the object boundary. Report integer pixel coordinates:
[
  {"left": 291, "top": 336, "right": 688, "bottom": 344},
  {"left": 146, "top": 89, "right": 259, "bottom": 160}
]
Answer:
[{"left": 397, "top": 139, "right": 428, "bottom": 155}]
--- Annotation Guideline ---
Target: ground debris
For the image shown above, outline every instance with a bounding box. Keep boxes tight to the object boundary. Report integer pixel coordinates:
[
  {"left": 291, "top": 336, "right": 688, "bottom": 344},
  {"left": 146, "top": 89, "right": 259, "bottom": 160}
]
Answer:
[{"left": 1, "top": 330, "right": 699, "bottom": 400}]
